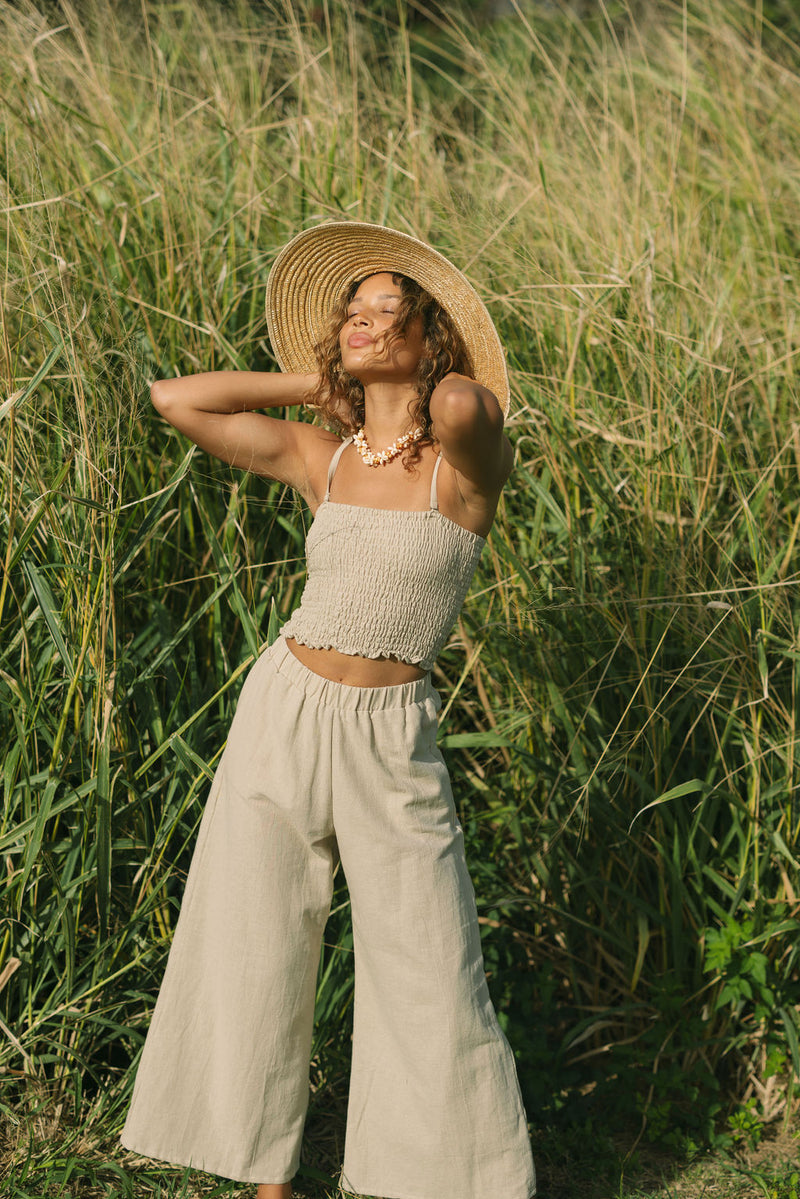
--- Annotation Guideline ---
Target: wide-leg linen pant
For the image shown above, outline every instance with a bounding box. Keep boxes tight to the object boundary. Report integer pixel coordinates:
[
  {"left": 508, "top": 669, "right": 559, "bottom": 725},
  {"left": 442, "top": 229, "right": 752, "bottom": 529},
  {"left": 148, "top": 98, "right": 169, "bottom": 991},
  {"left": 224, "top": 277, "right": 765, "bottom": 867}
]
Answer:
[{"left": 121, "top": 635, "right": 536, "bottom": 1199}]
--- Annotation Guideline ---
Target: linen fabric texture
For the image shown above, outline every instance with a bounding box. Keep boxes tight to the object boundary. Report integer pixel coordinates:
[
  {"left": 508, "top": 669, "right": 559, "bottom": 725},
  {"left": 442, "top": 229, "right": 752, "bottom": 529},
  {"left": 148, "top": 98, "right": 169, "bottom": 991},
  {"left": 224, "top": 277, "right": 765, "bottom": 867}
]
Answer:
[
  {"left": 280, "top": 437, "right": 485, "bottom": 671},
  {"left": 120, "top": 637, "right": 536, "bottom": 1199}
]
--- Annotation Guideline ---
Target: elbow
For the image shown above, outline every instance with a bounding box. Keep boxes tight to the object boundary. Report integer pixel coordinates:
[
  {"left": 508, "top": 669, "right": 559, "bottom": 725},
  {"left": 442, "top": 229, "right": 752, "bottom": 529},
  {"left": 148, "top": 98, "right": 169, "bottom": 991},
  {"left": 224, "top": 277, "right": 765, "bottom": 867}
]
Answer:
[{"left": 150, "top": 378, "right": 172, "bottom": 414}]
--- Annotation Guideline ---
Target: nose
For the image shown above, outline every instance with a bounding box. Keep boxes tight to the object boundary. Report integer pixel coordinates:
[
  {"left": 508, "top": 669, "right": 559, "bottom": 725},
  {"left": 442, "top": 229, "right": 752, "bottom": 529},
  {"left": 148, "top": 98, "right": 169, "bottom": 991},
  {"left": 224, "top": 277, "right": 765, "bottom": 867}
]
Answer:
[{"left": 353, "top": 312, "right": 371, "bottom": 326}]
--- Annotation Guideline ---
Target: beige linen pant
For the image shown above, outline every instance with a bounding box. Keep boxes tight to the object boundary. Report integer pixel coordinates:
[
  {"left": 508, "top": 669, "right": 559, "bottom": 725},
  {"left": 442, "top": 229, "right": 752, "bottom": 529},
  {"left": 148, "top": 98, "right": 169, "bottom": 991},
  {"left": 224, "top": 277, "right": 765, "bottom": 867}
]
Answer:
[{"left": 120, "top": 635, "right": 536, "bottom": 1199}]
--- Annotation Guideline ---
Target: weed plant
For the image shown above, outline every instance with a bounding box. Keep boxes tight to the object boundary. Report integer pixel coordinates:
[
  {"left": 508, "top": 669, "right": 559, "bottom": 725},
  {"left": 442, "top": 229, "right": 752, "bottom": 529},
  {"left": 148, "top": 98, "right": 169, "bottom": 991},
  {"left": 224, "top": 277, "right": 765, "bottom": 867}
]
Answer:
[{"left": 1, "top": 0, "right": 799, "bottom": 1192}]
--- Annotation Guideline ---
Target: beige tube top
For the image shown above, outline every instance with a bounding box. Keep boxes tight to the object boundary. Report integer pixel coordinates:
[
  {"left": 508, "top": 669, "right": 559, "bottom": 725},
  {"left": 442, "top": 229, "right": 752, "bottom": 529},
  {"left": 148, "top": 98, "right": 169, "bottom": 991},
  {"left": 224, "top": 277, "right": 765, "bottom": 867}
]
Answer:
[{"left": 280, "top": 436, "right": 486, "bottom": 671}]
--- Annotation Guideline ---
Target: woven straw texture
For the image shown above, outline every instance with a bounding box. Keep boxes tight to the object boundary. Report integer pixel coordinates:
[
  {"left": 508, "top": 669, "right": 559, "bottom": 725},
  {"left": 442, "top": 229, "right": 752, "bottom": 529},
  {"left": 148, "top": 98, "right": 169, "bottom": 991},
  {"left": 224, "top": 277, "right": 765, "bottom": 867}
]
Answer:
[{"left": 265, "top": 221, "right": 509, "bottom": 414}]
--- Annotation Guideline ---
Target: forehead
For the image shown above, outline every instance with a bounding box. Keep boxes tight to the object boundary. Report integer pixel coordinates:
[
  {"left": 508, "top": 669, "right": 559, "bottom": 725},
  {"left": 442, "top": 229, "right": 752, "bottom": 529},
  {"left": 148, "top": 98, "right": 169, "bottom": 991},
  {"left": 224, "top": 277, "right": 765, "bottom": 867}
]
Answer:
[{"left": 349, "top": 271, "right": 402, "bottom": 301}]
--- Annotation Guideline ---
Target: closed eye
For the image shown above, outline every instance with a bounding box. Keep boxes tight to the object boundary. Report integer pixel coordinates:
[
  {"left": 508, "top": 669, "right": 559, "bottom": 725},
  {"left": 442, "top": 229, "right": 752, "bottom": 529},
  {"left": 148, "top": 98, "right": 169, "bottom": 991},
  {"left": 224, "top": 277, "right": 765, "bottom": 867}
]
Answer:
[{"left": 345, "top": 308, "right": 397, "bottom": 319}]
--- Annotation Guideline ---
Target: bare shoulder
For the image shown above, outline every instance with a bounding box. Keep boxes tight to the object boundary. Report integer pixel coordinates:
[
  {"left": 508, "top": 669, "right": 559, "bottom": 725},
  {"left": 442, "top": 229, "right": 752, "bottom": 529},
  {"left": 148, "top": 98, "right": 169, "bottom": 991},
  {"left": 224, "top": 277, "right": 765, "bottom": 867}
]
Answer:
[
  {"left": 295, "top": 424, "right": 349, "bottom": 511},
  {"left": 252, "top": 417, "right": 345, "bottom": 509}
]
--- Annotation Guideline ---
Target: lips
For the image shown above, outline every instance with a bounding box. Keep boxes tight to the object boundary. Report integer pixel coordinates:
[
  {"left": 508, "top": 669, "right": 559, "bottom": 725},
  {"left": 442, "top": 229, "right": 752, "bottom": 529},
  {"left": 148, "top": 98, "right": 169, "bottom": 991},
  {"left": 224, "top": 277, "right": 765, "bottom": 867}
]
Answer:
[{"left": 347, "top": 333, "right": 374, "bottom": 348}]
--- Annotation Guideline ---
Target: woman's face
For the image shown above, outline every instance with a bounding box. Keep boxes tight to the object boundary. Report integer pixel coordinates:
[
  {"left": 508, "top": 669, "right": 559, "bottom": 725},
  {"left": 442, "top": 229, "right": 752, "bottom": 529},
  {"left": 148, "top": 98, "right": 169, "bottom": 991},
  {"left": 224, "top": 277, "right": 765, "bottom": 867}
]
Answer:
[{"left": 338, "top": 272, "right": 425, "bottom": 380}]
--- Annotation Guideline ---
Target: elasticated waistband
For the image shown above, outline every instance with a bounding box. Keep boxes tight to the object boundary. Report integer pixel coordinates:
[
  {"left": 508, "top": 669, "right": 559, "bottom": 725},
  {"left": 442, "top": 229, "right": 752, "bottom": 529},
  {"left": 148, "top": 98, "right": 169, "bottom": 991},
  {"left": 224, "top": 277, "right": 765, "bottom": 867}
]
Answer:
[{"left": 266, "top": 635, "right": 439, "bottom": 712}]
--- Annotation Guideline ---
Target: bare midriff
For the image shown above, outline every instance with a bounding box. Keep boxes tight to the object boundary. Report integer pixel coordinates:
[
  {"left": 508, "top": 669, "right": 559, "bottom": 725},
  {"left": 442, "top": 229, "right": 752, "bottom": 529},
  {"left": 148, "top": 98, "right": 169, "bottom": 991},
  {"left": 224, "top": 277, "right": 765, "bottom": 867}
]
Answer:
[{"left": 285, "top": 637, "right": 427, "bottom": 687}]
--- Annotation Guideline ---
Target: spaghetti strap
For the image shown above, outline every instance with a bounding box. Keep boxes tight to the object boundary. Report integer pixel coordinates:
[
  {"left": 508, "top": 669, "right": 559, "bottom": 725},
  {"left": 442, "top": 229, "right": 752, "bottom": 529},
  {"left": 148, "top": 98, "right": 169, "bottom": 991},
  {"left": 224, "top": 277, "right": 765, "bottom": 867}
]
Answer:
[
  {"left": 324, "top": 436, "right": 354, "bottom": 501},
  {"left": 429, "top": 453, "right": 443, "bottom": 511}
]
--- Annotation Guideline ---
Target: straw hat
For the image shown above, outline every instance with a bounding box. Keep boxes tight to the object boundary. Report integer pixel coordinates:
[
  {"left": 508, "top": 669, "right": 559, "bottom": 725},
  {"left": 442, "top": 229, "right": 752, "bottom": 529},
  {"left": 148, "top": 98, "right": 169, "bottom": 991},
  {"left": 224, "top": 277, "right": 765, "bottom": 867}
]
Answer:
[{"left": 265, "top": 221, "right": 509, "bottom": 416}]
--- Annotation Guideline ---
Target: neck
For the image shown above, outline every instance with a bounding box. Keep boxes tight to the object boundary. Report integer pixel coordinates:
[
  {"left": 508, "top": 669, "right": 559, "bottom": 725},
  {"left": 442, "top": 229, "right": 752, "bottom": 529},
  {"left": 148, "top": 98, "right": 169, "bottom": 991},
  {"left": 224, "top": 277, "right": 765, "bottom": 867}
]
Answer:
[{"left": 361, "top": 381, "right": 419, "bottom": 443}]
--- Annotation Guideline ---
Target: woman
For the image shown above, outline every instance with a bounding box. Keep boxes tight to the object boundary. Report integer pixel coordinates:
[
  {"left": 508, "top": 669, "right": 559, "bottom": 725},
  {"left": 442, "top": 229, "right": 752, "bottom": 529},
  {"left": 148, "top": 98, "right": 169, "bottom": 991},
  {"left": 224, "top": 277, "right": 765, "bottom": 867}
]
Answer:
[{"left": 120, "top": 222, "right": 536, "bottom": 1199}]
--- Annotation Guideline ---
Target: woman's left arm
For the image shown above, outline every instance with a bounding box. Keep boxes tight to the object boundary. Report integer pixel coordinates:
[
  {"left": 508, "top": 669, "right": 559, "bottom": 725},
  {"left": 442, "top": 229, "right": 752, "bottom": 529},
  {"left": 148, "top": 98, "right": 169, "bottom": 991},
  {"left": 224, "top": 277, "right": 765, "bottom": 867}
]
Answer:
[{"left": 429, "top": 373, "right": 512, "bottom": 495}]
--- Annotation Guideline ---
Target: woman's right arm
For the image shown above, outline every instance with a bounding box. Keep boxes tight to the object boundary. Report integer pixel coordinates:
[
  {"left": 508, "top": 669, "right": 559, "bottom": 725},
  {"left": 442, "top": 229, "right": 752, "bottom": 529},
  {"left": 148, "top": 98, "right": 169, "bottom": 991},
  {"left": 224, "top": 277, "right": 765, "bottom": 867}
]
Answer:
[{"left": 151, "top": 370, "right": 327, "bottom": 495}]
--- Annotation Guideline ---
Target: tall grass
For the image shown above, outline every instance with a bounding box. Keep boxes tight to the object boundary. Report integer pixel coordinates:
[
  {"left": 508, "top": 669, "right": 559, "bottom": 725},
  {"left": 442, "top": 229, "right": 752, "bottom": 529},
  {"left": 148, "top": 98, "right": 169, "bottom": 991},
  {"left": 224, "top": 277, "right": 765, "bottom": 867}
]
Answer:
[{"left": 1, "top": 0, "right": 799, "bottom": 1189}]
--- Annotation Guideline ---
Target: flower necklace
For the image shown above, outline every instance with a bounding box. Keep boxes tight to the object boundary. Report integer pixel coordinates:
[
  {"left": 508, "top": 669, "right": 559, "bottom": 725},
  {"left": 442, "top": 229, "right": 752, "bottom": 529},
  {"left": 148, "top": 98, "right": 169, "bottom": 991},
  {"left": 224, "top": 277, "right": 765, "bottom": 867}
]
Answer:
[{"left": 353, "top": 425, "right": 424, "bottom": 467}]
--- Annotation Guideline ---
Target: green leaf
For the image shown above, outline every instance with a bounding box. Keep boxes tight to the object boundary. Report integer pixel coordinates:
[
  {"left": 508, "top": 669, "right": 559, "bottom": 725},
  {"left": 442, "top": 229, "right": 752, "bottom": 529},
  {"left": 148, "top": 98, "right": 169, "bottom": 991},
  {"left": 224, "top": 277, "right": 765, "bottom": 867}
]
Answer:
[
  {"left": 21, "top": 559, "right": 74, "bottom": 676},
  {"left": 267, "top": 596, "right": 281, "bottom": 646},
  {"left": 17, "top": 775, "right": 59, "bottom": 914},
  {"left": 0, "top": 343, "right": 63, "bottom": 418},
  {"left": 628, "top": 779, "right": 706, "bottom": 831},
  {"left": 440, "top": 731, "right": 515, "bottom": 748},
  {"left": 96, "top": 733, "right": 112, "bottom": 939}
]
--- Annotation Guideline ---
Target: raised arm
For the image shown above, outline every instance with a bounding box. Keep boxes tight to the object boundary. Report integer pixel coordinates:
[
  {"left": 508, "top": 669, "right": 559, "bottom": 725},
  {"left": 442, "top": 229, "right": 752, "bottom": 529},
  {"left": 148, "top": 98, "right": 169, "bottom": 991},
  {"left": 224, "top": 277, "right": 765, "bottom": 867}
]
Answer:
[
  {"left": 429, "top": 373, "right": 512, "bottom": 498},
  {"left": 150, "top": 371, "right": 330, "bottom": 500}
]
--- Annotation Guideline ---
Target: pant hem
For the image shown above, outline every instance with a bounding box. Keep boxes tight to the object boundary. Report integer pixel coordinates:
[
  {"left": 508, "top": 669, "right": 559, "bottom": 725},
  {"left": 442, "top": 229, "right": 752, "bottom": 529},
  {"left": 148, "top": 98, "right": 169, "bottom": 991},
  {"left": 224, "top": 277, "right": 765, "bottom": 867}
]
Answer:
[
  {"left": 119, "top": 1135, "right": 295, "bottom": 1186},
  {"left": 338, "top": 1166, "right": 537, "bottom": 1199}
]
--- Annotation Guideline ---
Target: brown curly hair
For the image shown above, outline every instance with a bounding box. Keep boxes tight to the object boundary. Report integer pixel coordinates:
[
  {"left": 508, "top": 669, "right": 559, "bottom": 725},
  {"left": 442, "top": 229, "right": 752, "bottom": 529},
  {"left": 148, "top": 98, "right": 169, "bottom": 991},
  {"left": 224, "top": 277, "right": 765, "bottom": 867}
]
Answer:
[{"left": 307, "top": 272, "right": 474, "bottom": 470}]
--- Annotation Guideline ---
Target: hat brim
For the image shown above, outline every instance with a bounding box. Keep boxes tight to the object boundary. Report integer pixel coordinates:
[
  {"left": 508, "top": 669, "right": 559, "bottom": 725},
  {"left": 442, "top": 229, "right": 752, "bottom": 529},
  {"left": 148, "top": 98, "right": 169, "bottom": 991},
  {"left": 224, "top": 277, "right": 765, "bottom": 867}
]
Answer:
[{"left": 265, "top": 221, "right": 509, "bottom": 417}]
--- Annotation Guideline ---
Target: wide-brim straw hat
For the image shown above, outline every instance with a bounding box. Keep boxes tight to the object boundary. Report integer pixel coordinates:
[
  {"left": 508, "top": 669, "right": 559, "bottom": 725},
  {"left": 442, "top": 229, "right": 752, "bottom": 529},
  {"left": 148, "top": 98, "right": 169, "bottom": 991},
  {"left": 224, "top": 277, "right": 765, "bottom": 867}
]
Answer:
[{"left": 265, "top": 220, "right": 509, "bottom": 416}]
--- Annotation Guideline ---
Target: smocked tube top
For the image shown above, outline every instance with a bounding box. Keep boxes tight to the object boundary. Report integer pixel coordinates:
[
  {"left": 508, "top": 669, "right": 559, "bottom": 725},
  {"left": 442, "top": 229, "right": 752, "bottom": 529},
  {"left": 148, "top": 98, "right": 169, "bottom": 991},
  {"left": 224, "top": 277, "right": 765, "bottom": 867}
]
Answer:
[
  {"left": 281, "top": 502, "right": 484, "bottom": 671},
  {"left": 280, "top": 436, "right": 487, "bottom": 671}
]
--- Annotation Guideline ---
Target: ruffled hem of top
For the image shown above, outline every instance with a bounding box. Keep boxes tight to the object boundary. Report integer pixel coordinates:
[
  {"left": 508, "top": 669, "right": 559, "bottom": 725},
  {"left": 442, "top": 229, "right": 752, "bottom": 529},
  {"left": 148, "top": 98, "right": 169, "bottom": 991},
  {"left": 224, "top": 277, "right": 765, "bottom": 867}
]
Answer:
[{"left": 281, "top": 630, "right": 436, "bottom": 672}]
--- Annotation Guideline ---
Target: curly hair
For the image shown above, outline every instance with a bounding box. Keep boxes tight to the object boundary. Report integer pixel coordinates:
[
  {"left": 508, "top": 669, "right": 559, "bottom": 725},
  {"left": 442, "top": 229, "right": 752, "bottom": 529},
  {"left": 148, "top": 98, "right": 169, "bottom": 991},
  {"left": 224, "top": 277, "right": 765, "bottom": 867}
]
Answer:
[{"left": 307, "top": 272, "right": 474, "bottom": 471}]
